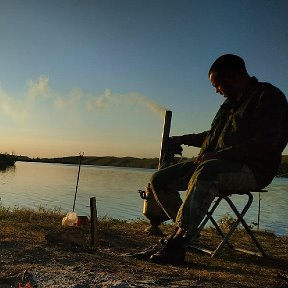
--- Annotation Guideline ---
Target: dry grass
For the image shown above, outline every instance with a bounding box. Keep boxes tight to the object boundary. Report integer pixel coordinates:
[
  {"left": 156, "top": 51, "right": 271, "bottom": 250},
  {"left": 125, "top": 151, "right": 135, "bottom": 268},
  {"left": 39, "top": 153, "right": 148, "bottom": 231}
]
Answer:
[{"left": 0, "top": 206, "right": 288, "bottom": 287}]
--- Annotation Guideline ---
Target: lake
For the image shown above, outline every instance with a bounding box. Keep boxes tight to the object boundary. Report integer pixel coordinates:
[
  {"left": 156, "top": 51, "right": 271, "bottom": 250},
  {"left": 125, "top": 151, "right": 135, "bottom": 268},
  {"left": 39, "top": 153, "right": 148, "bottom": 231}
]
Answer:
[{"left": 0, "top": 161, "right": 287, "bottom": 235}]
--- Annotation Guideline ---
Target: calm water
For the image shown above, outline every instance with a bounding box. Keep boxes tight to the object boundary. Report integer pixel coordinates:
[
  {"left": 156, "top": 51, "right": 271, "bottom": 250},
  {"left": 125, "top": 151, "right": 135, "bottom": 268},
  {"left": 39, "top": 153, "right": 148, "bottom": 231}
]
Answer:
[{"left": 0, "top": 161, "right": 287, "bottom": 235}]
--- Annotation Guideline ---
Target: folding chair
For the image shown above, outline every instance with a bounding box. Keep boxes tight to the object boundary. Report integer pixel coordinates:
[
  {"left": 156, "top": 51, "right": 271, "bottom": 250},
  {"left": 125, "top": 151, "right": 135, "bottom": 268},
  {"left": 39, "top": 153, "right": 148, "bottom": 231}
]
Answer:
[{"left": 189, "top": 190, "right": 268, "bottom": 258}]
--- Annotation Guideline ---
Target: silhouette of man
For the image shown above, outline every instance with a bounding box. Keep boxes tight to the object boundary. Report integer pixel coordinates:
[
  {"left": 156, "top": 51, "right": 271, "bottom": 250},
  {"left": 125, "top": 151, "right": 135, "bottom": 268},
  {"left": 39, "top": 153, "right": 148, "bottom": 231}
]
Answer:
[{"left": 147, "top": 54, "right": 288, "bottom": 264}]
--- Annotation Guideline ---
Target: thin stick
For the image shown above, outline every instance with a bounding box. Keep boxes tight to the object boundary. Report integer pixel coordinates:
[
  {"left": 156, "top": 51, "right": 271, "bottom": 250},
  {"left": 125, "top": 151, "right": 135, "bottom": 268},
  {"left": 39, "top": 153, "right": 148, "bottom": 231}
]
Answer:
[
  {"left": 257, "top": 191, "right": 261, "bottom": 230},
  {"left": 72, "top": 152, "right": 84, "bottom": 212}
]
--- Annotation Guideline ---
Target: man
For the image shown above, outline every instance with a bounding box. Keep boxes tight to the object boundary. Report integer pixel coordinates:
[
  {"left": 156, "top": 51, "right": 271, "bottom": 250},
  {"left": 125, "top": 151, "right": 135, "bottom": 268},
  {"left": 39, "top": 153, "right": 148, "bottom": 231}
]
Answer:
[{"left": 147, "top": 54, "right": 288, "bottom": 264}]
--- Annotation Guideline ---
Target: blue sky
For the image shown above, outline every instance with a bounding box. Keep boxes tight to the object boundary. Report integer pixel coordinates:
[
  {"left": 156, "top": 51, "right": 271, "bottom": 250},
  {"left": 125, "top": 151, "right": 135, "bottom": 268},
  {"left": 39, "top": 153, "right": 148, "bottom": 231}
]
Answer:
[{"left": 0, "top": 0, "right": 287, "bottom": 158}]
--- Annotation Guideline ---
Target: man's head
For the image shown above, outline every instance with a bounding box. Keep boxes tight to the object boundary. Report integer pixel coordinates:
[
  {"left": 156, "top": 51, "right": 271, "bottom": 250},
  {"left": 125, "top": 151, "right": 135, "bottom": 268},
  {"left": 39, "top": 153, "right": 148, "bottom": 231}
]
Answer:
[{"left": 209, "top": 54, "right": 250, "bottom": 100}]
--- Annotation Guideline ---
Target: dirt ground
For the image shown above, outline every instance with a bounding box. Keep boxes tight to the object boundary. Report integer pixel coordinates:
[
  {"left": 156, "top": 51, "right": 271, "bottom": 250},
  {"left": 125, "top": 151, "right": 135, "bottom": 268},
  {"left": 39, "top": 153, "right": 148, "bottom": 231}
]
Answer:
[{"left": 0, "top": 217, "right": 288, "bottom": 288}]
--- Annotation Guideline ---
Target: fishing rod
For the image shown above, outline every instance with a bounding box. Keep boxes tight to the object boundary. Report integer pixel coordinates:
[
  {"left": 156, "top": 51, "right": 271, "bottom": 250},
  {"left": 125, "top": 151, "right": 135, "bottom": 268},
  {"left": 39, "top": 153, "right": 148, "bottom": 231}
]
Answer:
[{"left": 72, "top": 152, "right": 84, "bottom": 212}]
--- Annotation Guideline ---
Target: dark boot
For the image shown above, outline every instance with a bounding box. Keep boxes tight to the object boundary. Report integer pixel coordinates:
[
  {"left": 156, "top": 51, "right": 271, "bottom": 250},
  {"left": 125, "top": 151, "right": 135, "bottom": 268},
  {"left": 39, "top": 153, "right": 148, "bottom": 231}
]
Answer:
[
  {"left": 158, "top": 229, "right": 177, "bottom": 246},
  {"left": 150, "top": 236, "right": 186, "bottom": 264}
]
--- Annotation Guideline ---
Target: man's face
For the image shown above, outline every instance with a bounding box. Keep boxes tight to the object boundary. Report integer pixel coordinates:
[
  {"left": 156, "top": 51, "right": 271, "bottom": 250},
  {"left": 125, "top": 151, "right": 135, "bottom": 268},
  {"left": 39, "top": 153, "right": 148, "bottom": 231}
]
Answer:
[{"left": 209, "top": 72, "right": 239, "bottom": 100}]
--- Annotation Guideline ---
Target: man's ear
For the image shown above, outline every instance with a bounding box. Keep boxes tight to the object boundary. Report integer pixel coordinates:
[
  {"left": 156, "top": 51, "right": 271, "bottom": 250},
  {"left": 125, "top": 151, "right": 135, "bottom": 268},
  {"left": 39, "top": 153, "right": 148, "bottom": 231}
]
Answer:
[{"left": 223, "top": 71, "right": 240, "bottom": 83}]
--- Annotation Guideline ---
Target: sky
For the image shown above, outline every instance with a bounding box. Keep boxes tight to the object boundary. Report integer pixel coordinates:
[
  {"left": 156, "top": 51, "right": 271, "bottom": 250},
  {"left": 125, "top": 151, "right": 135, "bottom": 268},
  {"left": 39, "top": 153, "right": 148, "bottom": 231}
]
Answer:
[{"left": 0, "top": 0, "right": 287, "bottom": 158}]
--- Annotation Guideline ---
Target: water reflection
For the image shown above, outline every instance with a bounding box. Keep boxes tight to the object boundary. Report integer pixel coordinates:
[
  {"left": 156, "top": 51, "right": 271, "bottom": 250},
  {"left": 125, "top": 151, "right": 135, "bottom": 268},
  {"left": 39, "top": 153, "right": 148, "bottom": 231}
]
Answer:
[
  {"left": 0, "top": 165, "right": 16, "bottom": 173},
  {"left": 0, "top": 161, "right": 287, "bottom": 235}
]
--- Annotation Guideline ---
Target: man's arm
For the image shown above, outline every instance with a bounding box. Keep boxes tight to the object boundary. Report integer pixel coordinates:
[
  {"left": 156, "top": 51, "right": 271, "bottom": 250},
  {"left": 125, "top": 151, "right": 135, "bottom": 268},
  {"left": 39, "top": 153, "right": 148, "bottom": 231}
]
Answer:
[{"left": 170, "top": 131, "right": 209, "bottom": 148}]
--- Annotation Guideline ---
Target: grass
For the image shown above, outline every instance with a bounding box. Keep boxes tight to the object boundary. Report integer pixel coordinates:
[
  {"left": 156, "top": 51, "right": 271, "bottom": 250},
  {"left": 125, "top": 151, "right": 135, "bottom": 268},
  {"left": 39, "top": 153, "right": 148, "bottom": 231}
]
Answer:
[{"left": 0, "top": 205, "right": 288, "bottom": 287}]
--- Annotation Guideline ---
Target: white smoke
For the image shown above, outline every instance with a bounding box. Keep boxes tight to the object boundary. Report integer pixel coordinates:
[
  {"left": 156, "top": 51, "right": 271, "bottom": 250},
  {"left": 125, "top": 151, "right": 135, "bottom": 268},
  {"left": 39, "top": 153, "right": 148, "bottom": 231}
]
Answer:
[
  {"left": 54, "top": 87, "right": 83, "bottom": 110},
  {"left": 126, "top": 91, "right": 167, "bottom": 115},
  {"left": 85, "top": 88, "right": 112, "bottom": 110},
  {"left": 0, "top": 75, "right": 49, "bottom": 122},
  {"left": 28, "top": 75, "right": 49, "bottom": 101},
  {"left": 85, "top": 88, "right": 167, "bottom": 115},
  {"left": 0, "top": 75, "right": 167, "bottom": 122}
]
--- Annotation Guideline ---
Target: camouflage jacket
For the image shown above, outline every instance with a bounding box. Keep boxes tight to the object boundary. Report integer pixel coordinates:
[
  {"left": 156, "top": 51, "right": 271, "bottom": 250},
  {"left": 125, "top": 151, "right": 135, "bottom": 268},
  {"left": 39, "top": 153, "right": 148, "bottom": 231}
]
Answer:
[{"left": 182, "top": 77, "right": 288, "bottom": 188}]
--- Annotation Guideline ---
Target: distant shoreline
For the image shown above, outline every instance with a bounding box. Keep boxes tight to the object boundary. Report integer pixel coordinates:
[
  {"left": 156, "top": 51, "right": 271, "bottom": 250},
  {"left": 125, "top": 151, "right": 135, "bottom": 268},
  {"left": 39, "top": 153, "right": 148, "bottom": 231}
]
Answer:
[
  {"left": 16, "top": 155, "right": 162, "bottom": 170},
  {"left": 15, "top": 154, "right": 288, "bottom": 177}
]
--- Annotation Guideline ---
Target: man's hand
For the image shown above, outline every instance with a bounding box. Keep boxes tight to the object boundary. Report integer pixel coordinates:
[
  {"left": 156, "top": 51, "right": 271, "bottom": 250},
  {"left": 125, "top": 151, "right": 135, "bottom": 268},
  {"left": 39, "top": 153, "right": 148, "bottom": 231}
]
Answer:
[
  {"left": 168, "top": 136, "right": 183, "bottom": 156},
  {"left": 169, "top": 136, "right": 183, "bottom": 145},
  {"left": 195, "top": 153, "right": 220, "bottom": 165}
]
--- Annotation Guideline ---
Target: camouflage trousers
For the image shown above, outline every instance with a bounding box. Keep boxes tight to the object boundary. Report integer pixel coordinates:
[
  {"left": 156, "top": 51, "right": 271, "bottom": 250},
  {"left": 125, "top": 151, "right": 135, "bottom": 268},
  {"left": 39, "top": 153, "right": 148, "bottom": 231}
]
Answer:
[{"left": 150, "top": 159, "right": 258, "bottom": 235}]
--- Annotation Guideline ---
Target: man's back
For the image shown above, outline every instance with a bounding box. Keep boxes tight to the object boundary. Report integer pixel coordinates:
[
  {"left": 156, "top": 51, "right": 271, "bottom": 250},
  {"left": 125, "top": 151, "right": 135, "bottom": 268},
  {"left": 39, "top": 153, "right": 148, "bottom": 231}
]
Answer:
[{"left": 199, "top": 76, "right": 288, "bottom": 188}]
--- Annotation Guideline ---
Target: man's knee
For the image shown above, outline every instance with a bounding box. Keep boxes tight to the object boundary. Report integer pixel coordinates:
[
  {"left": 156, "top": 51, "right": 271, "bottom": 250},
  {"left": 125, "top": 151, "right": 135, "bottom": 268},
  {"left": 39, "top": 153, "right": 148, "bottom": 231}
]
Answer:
[{"left": 150, "top": 170, "right": 161, "bottom": 190}]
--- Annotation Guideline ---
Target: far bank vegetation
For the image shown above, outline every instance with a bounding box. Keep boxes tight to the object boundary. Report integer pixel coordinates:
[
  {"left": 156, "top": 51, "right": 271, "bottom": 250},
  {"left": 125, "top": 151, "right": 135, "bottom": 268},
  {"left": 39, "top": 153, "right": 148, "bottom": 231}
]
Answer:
[{"left": 15, "top": 154, "right": 288, "bottom": 177}]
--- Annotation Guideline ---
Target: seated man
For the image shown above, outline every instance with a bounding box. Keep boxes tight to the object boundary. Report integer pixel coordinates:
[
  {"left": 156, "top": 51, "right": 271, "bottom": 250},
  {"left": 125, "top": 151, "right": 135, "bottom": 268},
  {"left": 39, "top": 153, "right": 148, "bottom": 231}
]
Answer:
[{"left": 148, "top": 54, "right": 288, "bottom": 264}]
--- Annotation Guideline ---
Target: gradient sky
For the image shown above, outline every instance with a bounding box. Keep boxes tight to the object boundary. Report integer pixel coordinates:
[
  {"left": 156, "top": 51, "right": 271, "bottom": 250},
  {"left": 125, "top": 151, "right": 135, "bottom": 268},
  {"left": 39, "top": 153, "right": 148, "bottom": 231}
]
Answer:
[{"left": 0, "top": 0, "right": 287, "bottom": 158}]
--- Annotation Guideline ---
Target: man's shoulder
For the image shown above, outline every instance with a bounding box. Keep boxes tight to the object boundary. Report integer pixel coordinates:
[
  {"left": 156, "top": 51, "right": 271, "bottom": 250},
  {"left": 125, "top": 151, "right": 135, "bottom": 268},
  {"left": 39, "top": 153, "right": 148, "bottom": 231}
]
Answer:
[
  {"left": 253, "top": 80, "right": 287, "bottom": 106},
  {"left": 257, "top": 80, "right": 286, "bottom": 97}
]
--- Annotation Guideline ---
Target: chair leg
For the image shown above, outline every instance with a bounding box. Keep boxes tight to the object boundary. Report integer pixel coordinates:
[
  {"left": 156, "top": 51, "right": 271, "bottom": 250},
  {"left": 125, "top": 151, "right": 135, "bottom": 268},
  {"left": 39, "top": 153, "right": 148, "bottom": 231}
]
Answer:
[
  {"left": 190, "top": 197, "right": 234, "bottom": 254},
  {"left": 190, "top": 197, "right": 222, "bottom": 242},
  {"left": 190, "top": 192, "right": 267, "bottom": 258},
  {"left": 209, "top": 193, "right": 252, "bottom": 257},
  {"left": 209, "top": 215, "right": 234, "bottom": 250},
  {"left": 224, "top": 194, "right": 267, "bottom": 257}
]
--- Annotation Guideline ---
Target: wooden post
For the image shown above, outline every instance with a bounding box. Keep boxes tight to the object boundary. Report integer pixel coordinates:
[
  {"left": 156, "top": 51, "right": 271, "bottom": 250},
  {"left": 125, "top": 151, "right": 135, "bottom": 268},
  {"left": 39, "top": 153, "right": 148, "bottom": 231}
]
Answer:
[
  {"left": 158, "top": 110, "right": 172, "bottom": 170},
  {"left": 90, "top": 197, "right": 98, "bottom": 247}
]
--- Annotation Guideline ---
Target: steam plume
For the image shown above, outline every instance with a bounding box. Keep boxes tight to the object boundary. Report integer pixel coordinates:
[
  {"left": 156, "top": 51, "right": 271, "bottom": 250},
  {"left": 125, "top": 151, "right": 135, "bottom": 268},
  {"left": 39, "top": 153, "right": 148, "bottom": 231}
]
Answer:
[
  {"left": 0, "top": 75, "right": 49, "bottom": 122},
  {"left": 0, "top": 76, "right": 168, "bottom": 122},
  {"left": 85, "top": 88, "right": 167, "bottom": 116}
]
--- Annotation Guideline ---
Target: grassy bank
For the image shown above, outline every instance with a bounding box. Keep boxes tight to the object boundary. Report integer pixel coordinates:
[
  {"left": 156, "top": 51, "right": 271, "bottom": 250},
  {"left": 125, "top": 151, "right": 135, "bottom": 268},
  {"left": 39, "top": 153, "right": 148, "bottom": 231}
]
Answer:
[{"left": 0, "top": 205, "right": 287, "bottom": 287}]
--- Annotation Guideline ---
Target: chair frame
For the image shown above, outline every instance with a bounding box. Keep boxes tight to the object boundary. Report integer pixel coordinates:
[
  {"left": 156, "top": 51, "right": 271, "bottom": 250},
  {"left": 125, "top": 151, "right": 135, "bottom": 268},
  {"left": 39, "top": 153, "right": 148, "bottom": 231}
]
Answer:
[{"left": 189, "top": 190, "right": 268, "bottom": 258}]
